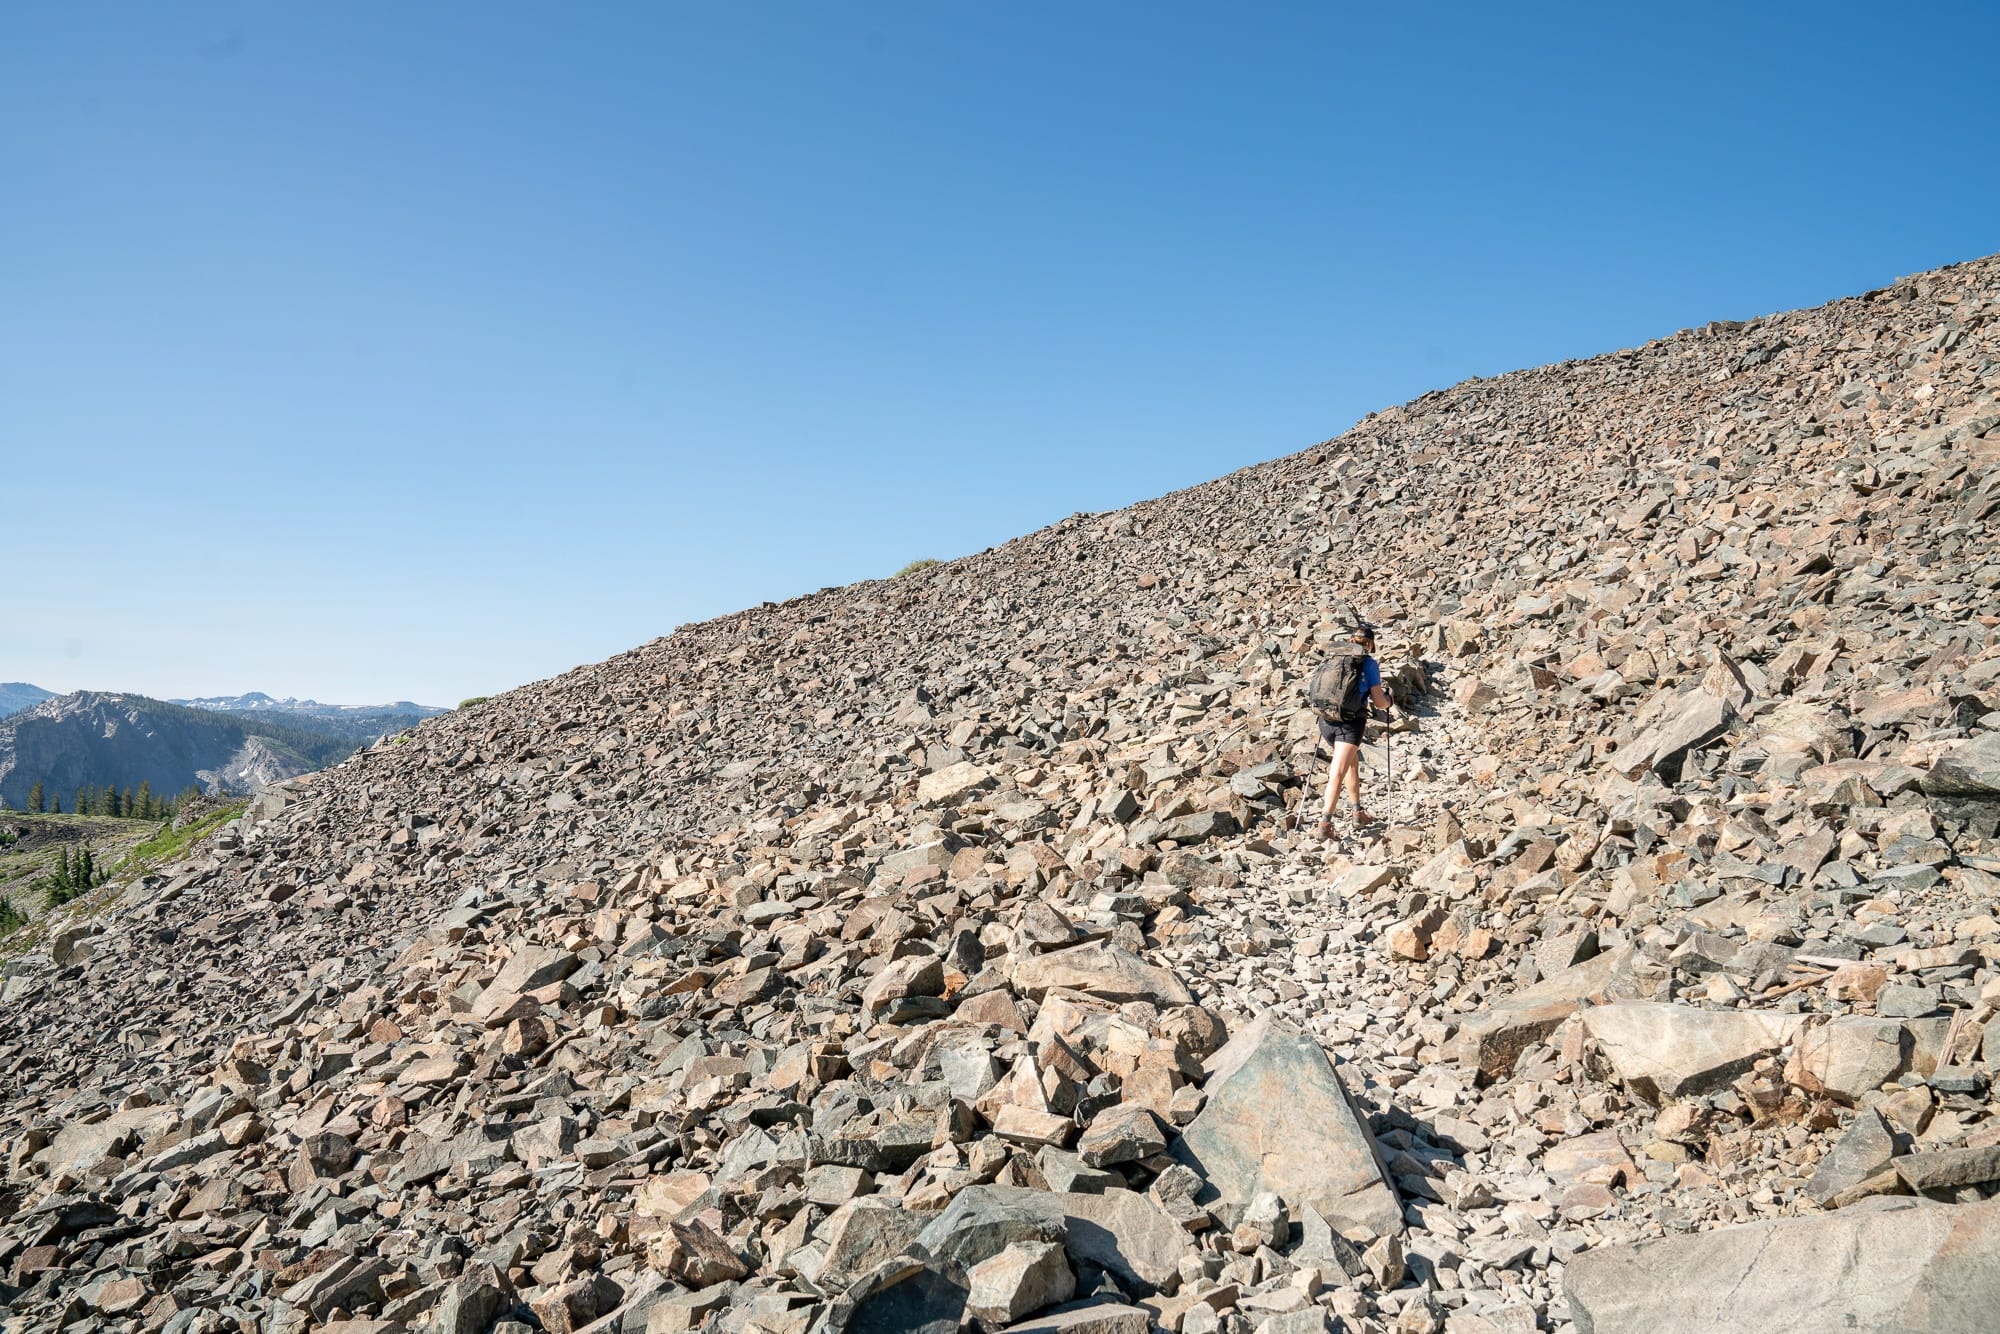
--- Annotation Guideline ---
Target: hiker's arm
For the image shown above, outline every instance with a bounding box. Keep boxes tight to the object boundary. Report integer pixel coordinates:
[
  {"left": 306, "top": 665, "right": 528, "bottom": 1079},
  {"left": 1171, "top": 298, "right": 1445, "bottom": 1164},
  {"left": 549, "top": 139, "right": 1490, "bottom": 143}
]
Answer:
[{"left": 1368, "top": 684, "right": 1393, "bottom": 713}]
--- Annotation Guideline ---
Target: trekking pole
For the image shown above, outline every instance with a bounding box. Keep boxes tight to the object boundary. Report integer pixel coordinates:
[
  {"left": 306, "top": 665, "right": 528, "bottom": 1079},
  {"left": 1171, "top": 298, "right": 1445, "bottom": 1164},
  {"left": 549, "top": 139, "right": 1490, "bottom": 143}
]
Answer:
[
  {"left": 1367, "top": 705, "right": 1393, "bottom": 807},
  {"left": 1384, "top": 716, "right": 1394, "bottom": 807}
]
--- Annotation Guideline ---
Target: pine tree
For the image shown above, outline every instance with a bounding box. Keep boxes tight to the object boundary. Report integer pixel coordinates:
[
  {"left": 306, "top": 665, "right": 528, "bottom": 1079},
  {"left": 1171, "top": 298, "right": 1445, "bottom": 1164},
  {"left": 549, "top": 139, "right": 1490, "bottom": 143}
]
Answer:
[
  {"left": 42, "top": 844, "right": 99, "bottom": 908},
  {"left": 27, "top": 782, "right": 43, "bottom": 814},
  {"left": 75, "top": 789, "right": 89, "bottom": 817},
  {"left": 135, "top": 781, "right": 154, "bottom": 820},
  {"left": 121, "top": 787, "right": 135, "bottom": 819},
  {"left": 49, "top": 794, "right": 61, "bottom": 814}
]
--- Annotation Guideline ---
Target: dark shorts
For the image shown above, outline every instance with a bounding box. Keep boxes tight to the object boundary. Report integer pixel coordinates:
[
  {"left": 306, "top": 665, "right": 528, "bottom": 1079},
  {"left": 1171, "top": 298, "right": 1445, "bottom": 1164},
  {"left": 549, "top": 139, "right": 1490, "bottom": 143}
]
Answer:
[{"left": 1319, "top": 714, "right": 1366, "bottom": 748}]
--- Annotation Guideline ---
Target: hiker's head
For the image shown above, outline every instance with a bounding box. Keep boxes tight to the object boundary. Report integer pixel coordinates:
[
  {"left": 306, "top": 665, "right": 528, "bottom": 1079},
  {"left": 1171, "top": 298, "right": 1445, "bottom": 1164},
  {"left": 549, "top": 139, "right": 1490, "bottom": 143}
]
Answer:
[{"left": 1352, "top": 622, "right": 1377, "bottom": 651}]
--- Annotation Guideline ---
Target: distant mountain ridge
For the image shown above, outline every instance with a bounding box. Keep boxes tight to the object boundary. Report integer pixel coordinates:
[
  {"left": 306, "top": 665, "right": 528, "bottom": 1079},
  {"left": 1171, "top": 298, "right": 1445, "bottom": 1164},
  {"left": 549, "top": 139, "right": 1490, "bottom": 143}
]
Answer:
[
  {"left": 0, "top": 691, "right": 442, "bottom": 810},
  {"left": 172, "top": 692, "right": 445, "bottom": 719},
  {"left": 0, "top": 683, "right": 56, "bottom": 719}
]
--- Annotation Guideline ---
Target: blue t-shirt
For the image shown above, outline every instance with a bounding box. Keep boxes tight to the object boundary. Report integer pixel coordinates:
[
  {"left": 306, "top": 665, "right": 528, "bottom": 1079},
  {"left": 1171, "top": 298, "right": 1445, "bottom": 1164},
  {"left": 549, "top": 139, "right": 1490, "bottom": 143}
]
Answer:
[{"left": 1358, "top": 657, "right": 1381, "bottom": 697}]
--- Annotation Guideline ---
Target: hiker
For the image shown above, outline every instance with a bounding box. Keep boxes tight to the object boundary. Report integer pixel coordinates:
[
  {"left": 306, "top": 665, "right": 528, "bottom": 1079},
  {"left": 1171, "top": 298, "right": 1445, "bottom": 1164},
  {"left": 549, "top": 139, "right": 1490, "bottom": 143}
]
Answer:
[{"left": 1309, "top": 623, "right": 1394, "bottom": 840}]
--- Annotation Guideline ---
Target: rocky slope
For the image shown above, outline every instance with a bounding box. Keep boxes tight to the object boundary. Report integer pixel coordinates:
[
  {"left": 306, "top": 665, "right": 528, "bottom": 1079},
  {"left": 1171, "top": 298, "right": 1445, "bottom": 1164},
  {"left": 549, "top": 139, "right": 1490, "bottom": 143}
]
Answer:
[
  {"left": 0, "top": 693, "right": 436, "bottom": 811},
  {"left": 1, "top": 255, "right": 1998, "bottom": 1334}
]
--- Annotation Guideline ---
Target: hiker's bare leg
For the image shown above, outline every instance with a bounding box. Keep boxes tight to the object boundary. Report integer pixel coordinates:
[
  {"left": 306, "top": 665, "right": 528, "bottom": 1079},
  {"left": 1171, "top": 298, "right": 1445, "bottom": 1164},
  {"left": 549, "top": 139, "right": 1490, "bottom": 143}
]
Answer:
[
  {"left": 1318, "top": 743, "right": 1353, "bottom": 837},
  {"left": 1325, "top": 742, "right": 1357, "bottom": 819},
  {"left": 1343, "top": 746, "right": 1371, "bottom": 823},
  {"left": 1326, "top": 743, "right": 1356, "bottom": 813}
]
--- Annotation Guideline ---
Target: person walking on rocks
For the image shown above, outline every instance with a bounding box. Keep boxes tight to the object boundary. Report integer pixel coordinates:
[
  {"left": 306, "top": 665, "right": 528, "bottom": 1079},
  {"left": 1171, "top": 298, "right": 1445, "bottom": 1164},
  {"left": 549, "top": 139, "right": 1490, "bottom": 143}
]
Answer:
[{"left": 1308, "top": 622, "right": 1393, "bottom": 840}]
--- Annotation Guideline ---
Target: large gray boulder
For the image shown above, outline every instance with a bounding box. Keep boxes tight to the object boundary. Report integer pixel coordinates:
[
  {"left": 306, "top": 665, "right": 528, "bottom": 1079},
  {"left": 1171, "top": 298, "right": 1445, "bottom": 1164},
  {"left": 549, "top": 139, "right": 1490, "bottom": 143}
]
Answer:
[
  {"left": 1056, "top": 1189, "right": 1194, "bottom": 1295},
  {"left": 965, "top": 1241, "right": 1075, "bottom": 1326},
  {"left": 1170, "top": 1018, "right": 1401, "bottom": 1237},
  {"left": 916, "top": 1185, "right": 1066, "bottom": 1270},
  {"left": 1925, "top": 732, "right": 2000, "bottom": 805},
  {"left": 815, "top": 1199, "right": 938, "bottom": 1288},
  {"left": 916, "top": 1186, "right": 1192, "bottom": 1296},
  {"left": 824, "top": 1257, "right": 969, "bottom": 1334},
  {"left": 1565, "top": 1195, "right": 2000, "bottom": 1333}
]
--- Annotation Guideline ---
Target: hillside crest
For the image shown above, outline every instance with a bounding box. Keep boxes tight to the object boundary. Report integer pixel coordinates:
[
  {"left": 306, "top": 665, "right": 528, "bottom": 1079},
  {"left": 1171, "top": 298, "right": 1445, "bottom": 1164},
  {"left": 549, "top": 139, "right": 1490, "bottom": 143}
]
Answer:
[{"left": 2, "top": 255, "right": 1998, "bottom": 1333}]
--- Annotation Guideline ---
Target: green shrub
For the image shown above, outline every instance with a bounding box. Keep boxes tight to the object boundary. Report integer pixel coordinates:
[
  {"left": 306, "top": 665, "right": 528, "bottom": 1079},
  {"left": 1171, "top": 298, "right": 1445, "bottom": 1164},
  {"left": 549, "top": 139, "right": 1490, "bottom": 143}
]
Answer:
[
  {"left": 893, "top": 558, "right": 943, "bottom": 577},
  {"left": 458, "top": 697, "right": 489, "bottom": 708},
  {"left": 125, "top": 801, "right": 245, "bottom": 871},
  {"left": 0, "top": 897, "right": 25, "bottom": 933}
]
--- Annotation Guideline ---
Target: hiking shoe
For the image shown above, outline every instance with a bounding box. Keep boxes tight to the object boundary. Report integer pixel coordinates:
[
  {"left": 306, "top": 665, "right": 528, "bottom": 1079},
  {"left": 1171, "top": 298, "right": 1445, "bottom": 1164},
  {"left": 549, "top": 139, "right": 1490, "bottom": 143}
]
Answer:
[{"left": 1315, "top": 819, "right": 1334, "bottom": 841}]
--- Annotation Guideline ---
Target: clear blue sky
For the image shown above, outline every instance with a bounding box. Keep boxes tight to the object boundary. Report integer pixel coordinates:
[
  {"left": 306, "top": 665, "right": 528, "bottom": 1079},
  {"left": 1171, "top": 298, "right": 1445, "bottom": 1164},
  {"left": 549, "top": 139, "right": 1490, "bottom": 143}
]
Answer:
[{"left": 7, "top": 4, "right": 1997, "bottom": 706}]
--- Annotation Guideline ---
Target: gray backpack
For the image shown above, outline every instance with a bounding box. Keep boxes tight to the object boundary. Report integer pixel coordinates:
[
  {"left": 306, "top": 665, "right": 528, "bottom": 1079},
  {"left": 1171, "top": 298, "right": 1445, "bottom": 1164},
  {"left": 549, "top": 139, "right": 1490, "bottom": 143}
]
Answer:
[{"left": 1307, "top": 645, "right": 1369, "bottom": 723}]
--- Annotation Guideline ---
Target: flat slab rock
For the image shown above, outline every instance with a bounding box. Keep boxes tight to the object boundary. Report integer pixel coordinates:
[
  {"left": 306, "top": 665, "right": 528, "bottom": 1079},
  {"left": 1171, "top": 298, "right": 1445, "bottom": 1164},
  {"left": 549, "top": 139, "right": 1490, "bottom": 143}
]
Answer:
[
  {"left": 998, "top": 1301, "right": 1153, "bottom": 1334},
  {"left": 1452, "top": 946, "right": 1638, "bottom": 1081},
  {"left": 1580, "top": 1002, "right": 1803, "bottom": 1103},
  {"left": 1788, "top": 1017, "right": 1915, "bottom": 1104},
  {"left": 38, "top": 1104, "right": 175, "bottom": 1176},
  {"left": 1565, "top": 1195, "right": 2000, "bottom": 1334},
  {"left": 1805, "top": 1107, "right": 1900, "bottom": 1205},
  {"left": 1170, "top": 1017, "right": 1401, "bottom": 1237},
  {"left": 1614, "top": 688, "right": 1734, "bottom": 782},
  {"left": 1008, "top": 942, "right": 1193, "bottom": 1007}
]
